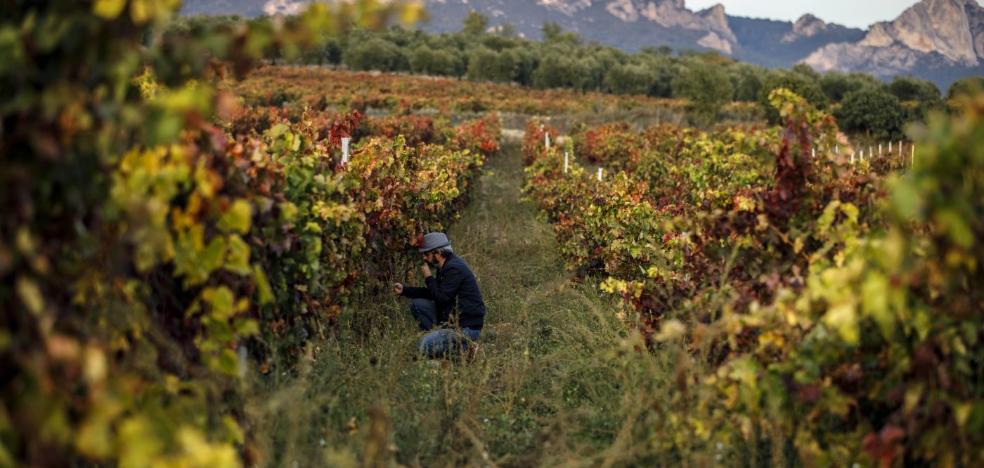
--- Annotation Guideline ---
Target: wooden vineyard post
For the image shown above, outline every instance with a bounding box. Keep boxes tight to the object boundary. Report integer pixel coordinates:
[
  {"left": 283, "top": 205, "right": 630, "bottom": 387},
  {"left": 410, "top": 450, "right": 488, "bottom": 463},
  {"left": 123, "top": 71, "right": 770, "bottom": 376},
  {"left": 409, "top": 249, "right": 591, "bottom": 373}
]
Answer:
[
  {"left": 564, "top": 151, "right": 569, "bottom": 174},
  {"left": 597, "top": 167, "right": 603, "bottom": 181},
  {"left": 341, "top": 137, "right": 351, "bottom": 165},
  {"left": 237, "top": 345, "right": 248, "bottom": 379}
]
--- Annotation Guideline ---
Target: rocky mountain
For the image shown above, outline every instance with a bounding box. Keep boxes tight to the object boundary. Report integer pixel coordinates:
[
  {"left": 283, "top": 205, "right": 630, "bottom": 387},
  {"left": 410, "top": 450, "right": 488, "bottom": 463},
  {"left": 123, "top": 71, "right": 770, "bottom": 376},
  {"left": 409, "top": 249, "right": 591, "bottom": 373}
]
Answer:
[
  {"left": 804, "top": 0, "right": 984, "bottom": 82},
  {"left": 179, "top": 0, "right": 984, "bottom": 89},
  {"left": 410, "top": 0, "right": 741, "bottom": 53},
  {"left": 727, "top": 14, "right": 865, "bottom": 68},
  {"left": 783, "top": 14, "right": 830, "bottom": 43},
  {"left": 179, "top": 0, "right": 853, "bottom": 55}
]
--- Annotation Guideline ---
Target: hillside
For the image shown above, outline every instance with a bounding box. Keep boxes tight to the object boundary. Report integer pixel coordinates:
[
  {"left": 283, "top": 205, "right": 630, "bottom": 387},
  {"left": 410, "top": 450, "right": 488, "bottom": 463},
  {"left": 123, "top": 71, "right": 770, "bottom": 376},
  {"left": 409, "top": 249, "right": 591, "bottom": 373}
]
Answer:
[{"left": 180, "top": 0, "right": 984, "bottom": 88}]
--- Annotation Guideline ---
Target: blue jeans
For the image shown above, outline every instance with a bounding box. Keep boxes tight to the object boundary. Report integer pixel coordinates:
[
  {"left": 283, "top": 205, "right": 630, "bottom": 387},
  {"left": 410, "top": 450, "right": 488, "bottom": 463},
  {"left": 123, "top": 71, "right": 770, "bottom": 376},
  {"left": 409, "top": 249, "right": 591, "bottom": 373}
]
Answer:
[{"left": 410, "top": 299, "right": 481, "bottom": 358}]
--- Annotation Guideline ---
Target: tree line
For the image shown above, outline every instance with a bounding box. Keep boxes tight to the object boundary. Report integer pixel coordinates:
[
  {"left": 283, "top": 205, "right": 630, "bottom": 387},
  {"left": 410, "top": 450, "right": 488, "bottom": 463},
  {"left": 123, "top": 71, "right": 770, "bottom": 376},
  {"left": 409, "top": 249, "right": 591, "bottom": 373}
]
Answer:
[{"left": 174, "top": 11, "right": 984, "bottom": 139}]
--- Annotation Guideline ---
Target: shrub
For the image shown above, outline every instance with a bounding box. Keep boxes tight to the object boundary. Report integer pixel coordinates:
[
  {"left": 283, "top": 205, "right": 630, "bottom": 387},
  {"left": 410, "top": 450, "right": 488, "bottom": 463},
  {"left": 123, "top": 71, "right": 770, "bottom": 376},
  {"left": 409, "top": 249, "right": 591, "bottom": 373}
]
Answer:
[
  {"left": 835, "top": 86, "right": 906, "bottom": 139},
  {"left": 672, "top": 61, "right": 735, "bottom": 122},
  {"left": 343, "top": 38, "right": 407, "bottom": 72}
]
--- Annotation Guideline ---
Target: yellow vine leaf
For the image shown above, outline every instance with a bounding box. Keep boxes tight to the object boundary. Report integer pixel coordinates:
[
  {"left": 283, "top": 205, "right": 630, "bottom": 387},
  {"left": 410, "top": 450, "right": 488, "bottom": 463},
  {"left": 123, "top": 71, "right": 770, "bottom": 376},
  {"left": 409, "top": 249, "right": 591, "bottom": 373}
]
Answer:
[{"left": 92, "top": 0, "right": 126, "bottom": 19}]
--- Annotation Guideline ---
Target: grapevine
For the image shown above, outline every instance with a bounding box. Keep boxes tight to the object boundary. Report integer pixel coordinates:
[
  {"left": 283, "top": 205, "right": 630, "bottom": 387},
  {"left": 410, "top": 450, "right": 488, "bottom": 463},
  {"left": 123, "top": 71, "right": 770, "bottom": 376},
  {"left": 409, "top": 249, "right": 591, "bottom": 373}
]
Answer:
[{"left": 523, "top": 89, "right": 984, "bottom": 465}]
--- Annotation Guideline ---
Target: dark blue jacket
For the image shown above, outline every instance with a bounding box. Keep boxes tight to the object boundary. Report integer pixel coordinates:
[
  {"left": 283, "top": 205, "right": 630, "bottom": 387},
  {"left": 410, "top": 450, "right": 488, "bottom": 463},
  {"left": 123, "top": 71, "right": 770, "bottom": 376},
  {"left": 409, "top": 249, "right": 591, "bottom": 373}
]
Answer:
[{"left": 401, "top": 255, "right": 486, "bottom": 329}]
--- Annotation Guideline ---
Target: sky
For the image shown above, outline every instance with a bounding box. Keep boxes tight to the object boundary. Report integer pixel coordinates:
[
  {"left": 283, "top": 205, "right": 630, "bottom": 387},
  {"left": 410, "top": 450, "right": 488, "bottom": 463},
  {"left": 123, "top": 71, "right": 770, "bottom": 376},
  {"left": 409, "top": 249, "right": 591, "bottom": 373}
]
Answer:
[{"left": 685, "top": 0, "right": 983, "bottom": 29}]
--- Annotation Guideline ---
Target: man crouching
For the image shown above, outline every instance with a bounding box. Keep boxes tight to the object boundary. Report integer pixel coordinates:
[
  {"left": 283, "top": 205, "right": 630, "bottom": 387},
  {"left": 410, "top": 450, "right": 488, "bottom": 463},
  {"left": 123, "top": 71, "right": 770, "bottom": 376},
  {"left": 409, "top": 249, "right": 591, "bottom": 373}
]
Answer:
[{"left": 393, "top": 232, "right": 486, "bottom": 359}]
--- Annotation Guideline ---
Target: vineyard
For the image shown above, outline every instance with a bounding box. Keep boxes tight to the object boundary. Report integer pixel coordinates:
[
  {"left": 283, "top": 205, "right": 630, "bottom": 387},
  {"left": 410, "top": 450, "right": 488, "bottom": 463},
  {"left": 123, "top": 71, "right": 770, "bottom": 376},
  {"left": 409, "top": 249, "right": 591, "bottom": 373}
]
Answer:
[
  {"left": 0, "top": 1, "right": 501, "bottom": 466},
  {"left": 523, "top": 91, "right": 984, "bottom": 465},
  {"left": 231, "top": 66, "right": 688, "bottom": 115},
  {"left": 1, "top": 1, "right": 983, "bottom": 467},
  {"left": 227, "top": 66, "right": 762, "bottom": 123}
]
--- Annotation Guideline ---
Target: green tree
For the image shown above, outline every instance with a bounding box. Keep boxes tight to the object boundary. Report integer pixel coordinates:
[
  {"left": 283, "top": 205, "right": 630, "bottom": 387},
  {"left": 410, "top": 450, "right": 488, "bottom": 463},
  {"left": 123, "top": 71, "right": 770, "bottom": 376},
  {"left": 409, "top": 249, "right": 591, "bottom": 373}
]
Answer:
[
  {"left": 542, "top": 22, "right": 563, "bottom": 42},
  {"left": 889, "top": 76, "right": 941, "bottom": 102},
  {"left": 604, "top": 63, "right": 652, "bottom": 95},
  {"left": 300, "top": 35, "right": 344, "bottom": 65},
  {"left": 834, "top": 86, "right": 905, "bottom": 139},
  {"left": 640, "top": 45, "right": 674, "bottom": 57},
  {"left": 409, "top": 45, "right": 457, "bottom": 76},
  {"left": 947, "top": 76, "right": 984, "bottom": 101},
  {"left": 889, "top": 76, "right": 943, "bottom": 123},
  {"left": 466, "top": 47, "right": 515, "bottom": 82},
  {"left": 732, "top": 64, "right": 764, "bottom": 102},
  {"left": 511, "top": 48, "right": 538, "bottom": 86},
  {"left": 643, "top": 58, "right": 676, "bottom": 98},
  {"left": 672, "top": 61, "right": 734, "bottom": 120},
  {"left": 592, "top": 46, "right": 627, "bottom": 70},
  {"left": 497, "top": 23, "right": 518, "bottom": 37},
  {"left": 531, "top": 54, "right": 581, "bottom": 89},
  {"left": 322, "top": 37, "right": 343, "bottom": 64},
  {"left": 819, "top": 72, "right": 854, "bottom": 102},
  {"left": 462, "top": 10, "right": 489, "bottom": 36},
  {"left": 342, "top": 37, "right": 407, "bottom": 71},
  {"left": 760, "top": 70, "right": 827, "bottom": 122},
  {"left": 541, "top": 22, "right": 581, "bottom": 45},
  {"left": 820, "top": 71, "right": 881, "bottom": 102},
  {"left": 481, "top": 33, "right": 519, "bottom": 52},
  {"left": 791, "top": 63, "right": 820, "bottom": 80},
  {"left": 572, "top": 55, "right": 596, "bottom": 91}
]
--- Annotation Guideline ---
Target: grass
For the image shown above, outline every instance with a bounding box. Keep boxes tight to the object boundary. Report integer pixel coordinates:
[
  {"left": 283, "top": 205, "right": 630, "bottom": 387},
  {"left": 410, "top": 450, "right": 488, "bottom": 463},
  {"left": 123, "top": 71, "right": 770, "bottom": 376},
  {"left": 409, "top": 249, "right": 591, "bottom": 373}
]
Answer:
[{"left": 242, "top": 144, "right": 681, "bottom": 467}]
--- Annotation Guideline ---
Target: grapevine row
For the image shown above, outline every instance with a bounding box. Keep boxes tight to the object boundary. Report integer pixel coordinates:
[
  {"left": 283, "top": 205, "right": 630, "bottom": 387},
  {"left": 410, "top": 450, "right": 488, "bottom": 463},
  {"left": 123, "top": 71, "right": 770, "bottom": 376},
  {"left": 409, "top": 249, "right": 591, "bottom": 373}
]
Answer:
[
  {"left": 231, "top": 65, "right": 761, "bottom": 117},
  {"left": 522, "top": 89, "right": 983, "bottom": 465},
  {"left": 0, "top": 2, "right": 499, "bottom": 465}
]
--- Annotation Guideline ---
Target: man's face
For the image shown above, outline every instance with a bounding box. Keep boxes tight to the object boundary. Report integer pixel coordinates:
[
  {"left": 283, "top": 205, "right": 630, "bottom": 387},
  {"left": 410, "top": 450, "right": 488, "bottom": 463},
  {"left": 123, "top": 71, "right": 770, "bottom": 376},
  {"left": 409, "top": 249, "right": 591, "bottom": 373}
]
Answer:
[{"left": 423, "top": 251, "right": 437, "bottom": 266}]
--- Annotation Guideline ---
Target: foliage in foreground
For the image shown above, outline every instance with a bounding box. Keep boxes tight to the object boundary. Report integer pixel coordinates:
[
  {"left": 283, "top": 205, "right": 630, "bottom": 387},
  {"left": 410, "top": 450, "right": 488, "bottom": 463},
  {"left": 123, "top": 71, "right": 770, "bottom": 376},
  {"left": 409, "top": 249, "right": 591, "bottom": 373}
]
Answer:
[
  {"left": 524, "top": 90, "right": 983, "bottom": 465},
  {"left": 0, "top": 1, "right": 507, "bottom": 466}
]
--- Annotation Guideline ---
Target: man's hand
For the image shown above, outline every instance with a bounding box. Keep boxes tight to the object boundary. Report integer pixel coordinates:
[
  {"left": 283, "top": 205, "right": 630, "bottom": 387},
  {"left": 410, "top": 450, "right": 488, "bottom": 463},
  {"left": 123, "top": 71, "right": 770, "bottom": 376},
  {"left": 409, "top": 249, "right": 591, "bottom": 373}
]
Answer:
[
  {"left": 393, "top": 283, "right": 403, "bottom": 296},
  {"left": 421, "top": 263, "right": 432, "bottom": 278}
]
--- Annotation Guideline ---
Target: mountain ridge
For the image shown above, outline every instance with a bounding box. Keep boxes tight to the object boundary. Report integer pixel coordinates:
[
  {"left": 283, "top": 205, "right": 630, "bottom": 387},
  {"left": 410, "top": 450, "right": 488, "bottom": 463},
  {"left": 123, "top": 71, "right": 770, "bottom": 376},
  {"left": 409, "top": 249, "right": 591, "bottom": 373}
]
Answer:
[
  {"left": 801, "top": 0, "right": 984, "bottom": 85},
  {"left": 179, "top": 0, "right": 984, "bottom": 88}
]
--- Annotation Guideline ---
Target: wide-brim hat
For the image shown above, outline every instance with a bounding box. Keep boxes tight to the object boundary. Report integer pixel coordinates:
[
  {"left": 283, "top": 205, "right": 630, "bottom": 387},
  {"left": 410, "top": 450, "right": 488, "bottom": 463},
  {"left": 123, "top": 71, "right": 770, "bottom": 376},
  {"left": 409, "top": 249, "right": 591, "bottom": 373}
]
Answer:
[{"left": 419, "top": 232, "right": 451, "bottom": 253}]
